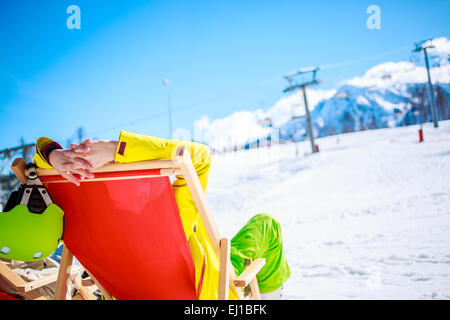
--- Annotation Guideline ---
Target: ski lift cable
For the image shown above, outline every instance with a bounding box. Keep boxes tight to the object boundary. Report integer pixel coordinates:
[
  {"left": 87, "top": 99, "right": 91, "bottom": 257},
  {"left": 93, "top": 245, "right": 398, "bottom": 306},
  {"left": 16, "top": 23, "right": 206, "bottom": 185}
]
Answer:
[
  {"left": 56, "top": 88, "right": 281, "bottom": 143},
  {"left": 314, "top": 45, "right": 412, "bottom": 72},
  {"left": 87, "top": 82, "right": 284, "bottom": 138},
  {"left": 281, "top": 44, "right": 413, "bottom": 81},
  {"left": 64, "top": 44, "right": 415, "bottom": 140}
]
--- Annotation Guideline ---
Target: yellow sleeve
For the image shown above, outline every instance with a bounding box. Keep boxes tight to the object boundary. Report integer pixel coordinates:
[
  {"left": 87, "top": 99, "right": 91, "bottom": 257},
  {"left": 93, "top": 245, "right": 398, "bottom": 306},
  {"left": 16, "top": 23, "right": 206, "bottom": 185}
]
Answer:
[
  {"left": 114, "top": 130, "right": 212, "bottom": 239},
  {"left": 33, "top": 137, "right": 56, "bottom": 169}
]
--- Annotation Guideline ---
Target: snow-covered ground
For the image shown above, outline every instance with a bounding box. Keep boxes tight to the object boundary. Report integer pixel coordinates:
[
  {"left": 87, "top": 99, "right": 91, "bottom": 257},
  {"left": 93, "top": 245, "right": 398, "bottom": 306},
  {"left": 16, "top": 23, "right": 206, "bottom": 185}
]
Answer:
[{"left": 207, "top": 120, "right": 450, "bottom": 299}]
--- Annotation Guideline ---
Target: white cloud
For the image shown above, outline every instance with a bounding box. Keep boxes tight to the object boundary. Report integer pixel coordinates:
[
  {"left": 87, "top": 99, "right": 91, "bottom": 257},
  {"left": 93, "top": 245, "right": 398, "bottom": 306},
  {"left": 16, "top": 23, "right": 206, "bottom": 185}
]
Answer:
[
  {"left": 345, "top": 37, "right": 450, "bottom": 89},
  {"left": 194, "top": 111, "right": 272, "bottom": 150}
]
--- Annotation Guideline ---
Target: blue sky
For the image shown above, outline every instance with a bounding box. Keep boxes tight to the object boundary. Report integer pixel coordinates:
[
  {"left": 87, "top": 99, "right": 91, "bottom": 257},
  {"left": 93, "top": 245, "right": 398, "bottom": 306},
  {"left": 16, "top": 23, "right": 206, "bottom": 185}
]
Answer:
[{"left": 0, "top": 0, "right": 449, "bottom": 150}]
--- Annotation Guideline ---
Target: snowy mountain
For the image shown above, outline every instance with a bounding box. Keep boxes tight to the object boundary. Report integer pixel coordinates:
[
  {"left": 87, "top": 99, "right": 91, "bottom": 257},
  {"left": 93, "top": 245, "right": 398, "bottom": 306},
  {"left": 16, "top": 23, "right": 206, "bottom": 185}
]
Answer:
[{"left": 195, "top": 37, "right": 450, "bottom": 151}]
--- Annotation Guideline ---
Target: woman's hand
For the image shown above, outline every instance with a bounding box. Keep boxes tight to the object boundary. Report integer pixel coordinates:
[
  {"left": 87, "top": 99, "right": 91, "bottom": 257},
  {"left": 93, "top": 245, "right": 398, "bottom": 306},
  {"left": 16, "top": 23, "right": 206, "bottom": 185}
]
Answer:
[
  {"left": 48, "top": 148, "right": 94, "bottom": 186},
  {"left": 67, "top": 138, "right": 118, "bottom": 170}
]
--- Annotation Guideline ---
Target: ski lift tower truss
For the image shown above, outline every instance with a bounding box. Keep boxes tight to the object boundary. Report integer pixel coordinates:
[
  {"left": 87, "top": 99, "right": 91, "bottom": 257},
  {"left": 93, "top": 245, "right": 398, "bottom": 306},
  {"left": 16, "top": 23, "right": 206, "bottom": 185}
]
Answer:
[
  {"left": 283, "top": 67, "right": 321, "bottom": 154},
  {"left": 413, "top": 39, "right": 439, "bottom": 128}
]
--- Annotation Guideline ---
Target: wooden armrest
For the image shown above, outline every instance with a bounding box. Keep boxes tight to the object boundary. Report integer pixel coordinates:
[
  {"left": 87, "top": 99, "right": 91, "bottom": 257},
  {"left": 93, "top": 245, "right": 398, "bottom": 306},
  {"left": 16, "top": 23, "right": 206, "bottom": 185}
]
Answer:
[
  {"left": 233, "top": 258, "right": 265, "bottom": 287},
  {"left": 34, "top": 158, "right": 182, "bottom": 177},
  {"left": 17, "top": 274, "right": 58, "bottom": 292},
  {"left": 16, "top": 267, "right": 80, "bottom": 292}
]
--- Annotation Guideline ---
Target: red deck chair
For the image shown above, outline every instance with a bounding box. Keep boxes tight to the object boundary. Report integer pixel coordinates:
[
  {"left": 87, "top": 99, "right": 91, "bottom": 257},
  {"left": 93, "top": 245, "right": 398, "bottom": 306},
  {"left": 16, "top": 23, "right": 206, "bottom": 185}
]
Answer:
[{"left": 9, "top": 146, "right": 265, "bottom": 300}]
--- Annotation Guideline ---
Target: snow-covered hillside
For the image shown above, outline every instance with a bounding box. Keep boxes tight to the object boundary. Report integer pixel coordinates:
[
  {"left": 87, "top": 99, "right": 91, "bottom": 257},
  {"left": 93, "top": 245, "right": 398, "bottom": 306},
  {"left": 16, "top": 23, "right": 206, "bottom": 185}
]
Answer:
[
  {"left": 208, "top": 120, "right": 450, "bottom": 299},
  {"left": 195, "top": 37, "right": 450, "bottom": 151}
]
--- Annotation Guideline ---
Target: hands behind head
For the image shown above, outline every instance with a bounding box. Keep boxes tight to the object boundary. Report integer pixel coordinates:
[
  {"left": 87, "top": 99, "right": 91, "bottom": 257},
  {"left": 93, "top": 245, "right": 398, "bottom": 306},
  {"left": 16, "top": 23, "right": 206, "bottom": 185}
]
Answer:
[{"left": 48, "top": 138, "right": 118, "bottom": 186}]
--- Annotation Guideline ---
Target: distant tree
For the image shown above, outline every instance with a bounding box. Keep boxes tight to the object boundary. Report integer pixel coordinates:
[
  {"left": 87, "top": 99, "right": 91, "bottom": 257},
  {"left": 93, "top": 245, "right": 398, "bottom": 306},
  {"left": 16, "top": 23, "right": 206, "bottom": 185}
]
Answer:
[
  {"left": 76, "top": 126, "right": 85, "bottom": 143},
  {"left": 359, "top": 116, "right": 367, "bottom": 131},
  {"left": 435, "top": 85, "right": 449, "bottom": 120},
  {"left": 410, "top": 85, "right": 429, "bottom": 123},
  {"left": 370, "top": 115, "right": 377, "bottom": 129},
  {"left": 342, "top": 112, "right": 355, "bottom": 133},
  {"left": 326, "top": 126, "right": 336, "bottom": 136}
]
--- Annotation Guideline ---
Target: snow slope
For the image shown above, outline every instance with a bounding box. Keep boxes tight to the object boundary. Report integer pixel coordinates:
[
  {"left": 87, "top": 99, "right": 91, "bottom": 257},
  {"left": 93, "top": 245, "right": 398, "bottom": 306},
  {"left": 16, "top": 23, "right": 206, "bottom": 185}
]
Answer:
[{"left": 207, "top": 120, "right": 450, "bottom": 299}]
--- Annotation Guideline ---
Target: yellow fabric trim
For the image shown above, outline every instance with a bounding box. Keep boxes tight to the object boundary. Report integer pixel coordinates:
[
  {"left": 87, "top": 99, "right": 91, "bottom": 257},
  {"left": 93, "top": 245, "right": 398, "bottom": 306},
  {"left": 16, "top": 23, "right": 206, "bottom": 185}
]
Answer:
[{"left": 33, "top": 137, "right": 55, "bottom": 169}]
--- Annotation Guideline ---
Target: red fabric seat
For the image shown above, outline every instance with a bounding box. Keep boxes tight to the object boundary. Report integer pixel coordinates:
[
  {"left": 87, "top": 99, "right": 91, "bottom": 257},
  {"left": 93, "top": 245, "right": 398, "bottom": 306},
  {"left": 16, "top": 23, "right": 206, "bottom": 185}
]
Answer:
[
  {"left": 0, "top": 291, "right": 18, "bottom": 300},
  {"left": 41, "top": 170, "right": 197, "bottom": 300}
]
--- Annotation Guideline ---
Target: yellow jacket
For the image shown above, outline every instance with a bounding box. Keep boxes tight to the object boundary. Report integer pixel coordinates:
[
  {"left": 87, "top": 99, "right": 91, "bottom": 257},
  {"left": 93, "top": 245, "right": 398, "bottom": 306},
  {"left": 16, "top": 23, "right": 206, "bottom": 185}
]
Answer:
[{"left": 34, "top": 130, "right": 234, "bottom": 300}]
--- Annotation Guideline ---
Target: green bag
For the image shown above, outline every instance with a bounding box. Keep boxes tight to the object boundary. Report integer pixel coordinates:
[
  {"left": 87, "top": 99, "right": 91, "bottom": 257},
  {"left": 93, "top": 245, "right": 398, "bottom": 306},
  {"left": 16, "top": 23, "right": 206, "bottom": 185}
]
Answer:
[
  {"left": 0, "top": 164, "right": 64, "bottom": 261},
  {"left": 230, "top": 213, "right": 291, "bottom": 294}
]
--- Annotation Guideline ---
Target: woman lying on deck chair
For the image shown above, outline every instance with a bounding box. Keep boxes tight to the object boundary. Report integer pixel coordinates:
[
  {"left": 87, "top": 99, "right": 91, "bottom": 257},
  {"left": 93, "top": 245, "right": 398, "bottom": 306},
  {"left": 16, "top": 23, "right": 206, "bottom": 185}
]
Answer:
[{"left": 34, "top": 131, "right": 291, "bottom": 300}]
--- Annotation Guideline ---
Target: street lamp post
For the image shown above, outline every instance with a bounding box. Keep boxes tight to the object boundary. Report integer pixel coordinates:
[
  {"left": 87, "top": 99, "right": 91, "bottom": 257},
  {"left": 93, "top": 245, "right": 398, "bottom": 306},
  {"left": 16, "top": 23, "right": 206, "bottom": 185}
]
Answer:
[{"left": 162, "top": 79, "right": 173, "bottom": 138}]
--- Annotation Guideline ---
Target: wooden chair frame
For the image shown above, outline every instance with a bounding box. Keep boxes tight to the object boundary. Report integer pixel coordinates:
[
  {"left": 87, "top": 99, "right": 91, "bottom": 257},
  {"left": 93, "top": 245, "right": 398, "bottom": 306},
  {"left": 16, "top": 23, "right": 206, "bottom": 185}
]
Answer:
[
  {"left": 6, "top": 146, "right": 264, "bottom": 300},
  {"left": 0, "top": 257, "right": 81, "bottom": 300}
]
